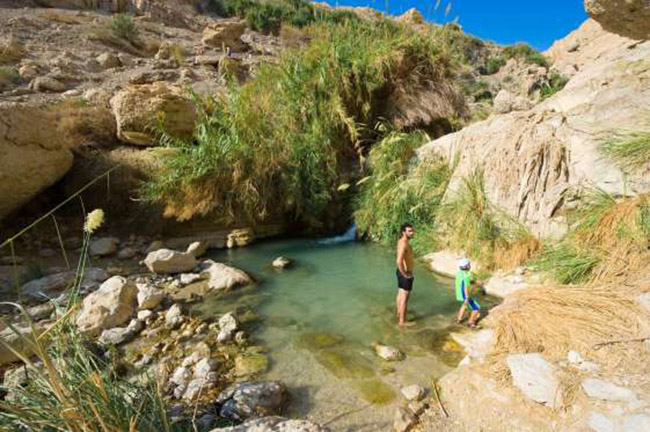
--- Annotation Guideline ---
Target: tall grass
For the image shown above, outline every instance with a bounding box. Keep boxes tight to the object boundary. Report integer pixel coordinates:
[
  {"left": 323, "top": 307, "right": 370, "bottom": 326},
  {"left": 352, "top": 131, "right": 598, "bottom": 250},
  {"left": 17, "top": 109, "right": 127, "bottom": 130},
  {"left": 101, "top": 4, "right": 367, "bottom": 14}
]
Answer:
[
  {"left": 439, "top": 169, "right": 538, "bottom": 269},
  {"left": 144, "top": 18, "right": 456, "bottom": 226},
  {"left": 0, "top": 210, "right": 181, "bottom": 432},
  {"left": 502, "top": 43, "right": 549, "bottom": 68},
  {"left": 601, "top": 128, "right": 650, "bottom": 171},
  {"left": 354, "top": 131, "right": 451, "bottom": 254}
]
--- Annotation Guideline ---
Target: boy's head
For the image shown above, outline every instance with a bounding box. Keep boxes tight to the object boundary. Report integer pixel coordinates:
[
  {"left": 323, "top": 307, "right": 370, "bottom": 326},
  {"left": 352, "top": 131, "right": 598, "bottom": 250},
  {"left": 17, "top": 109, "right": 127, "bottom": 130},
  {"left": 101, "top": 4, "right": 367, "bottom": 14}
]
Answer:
[{"left": 458, "top": 258, "right": 471, "bottom": 271}]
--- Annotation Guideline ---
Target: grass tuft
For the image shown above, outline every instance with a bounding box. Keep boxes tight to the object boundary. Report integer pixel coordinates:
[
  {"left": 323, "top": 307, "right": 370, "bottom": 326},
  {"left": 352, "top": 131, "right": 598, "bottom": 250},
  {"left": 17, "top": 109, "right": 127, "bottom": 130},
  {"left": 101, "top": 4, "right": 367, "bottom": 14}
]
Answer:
[
  {"left": 502, "top": 43, "right": 549, "bottom": 68},
  {"left": 601, "top": 128, "right": 650, "bottom": 171}
]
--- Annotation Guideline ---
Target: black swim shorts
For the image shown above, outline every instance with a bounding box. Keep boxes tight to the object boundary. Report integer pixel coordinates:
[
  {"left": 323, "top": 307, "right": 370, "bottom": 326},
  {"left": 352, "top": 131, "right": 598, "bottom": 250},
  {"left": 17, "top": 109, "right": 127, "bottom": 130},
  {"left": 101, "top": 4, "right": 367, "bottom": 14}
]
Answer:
[{"left": 396, "top": 269, "right": 414, "bottom": 291}]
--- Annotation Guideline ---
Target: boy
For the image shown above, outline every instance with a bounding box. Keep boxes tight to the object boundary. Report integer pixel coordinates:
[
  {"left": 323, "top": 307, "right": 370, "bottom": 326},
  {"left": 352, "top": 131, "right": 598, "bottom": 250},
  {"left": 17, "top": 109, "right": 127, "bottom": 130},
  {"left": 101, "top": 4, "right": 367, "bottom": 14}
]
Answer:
[{"left": 455, "top": 258, "right": 483, "bottom": 328}]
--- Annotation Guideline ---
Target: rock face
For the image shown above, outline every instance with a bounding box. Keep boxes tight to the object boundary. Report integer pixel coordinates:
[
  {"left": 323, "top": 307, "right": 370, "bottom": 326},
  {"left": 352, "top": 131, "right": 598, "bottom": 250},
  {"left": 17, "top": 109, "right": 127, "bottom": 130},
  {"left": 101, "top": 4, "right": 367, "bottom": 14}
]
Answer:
[
  {"left": 0, "top": 105, "right": 73, "bottom": 220},
  {"left": 76, "top": 276, "right": 138, "bottom": 335},
  {"left": 216, "top": 381, "right": 287, "bottom": 422},
  {"left": 144, "top": 248, "right": 198, "bottom": 274},
  {"left": 418, "top": 22, "right": 650, "bottom": 238},
  {"left": 210, "top": 416, "right": 329, "bottom": 432},
  {"left": 202, "top": 20, "right": 247, "bottom": 51},
  {"left": 506, "top": 353, "right": 562, "bottom": 408},
  {"left": 110, "top": 82, "right": 198, "bottom": 146},
  {"left": 585, "top": 0, "right": 650, "bottom": 40},
  {"left": 200, "top": 260, "right": 253, "bottom": 291}
]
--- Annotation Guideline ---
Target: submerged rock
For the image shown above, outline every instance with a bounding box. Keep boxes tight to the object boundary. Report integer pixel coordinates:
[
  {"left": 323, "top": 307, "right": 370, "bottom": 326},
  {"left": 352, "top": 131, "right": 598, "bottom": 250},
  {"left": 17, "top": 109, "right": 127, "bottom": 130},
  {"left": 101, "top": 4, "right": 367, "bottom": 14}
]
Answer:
[
  {"left": 373, "top": 343, "right": 404, "bottom": 362},
  {"left": 401, "top": 384, "right": 426, "bottom": 402},
  {"left": 296, "top": 332, "right": 344, "bottom": 351},
  {"left": 235, "top": 353, "right": 269, "bottom": 377},
  {"left": 216, "top": 381, "right": 287, "bottom": 422},
  {"left": 76, "top": 276, "right": 137, "bottom": 335}
]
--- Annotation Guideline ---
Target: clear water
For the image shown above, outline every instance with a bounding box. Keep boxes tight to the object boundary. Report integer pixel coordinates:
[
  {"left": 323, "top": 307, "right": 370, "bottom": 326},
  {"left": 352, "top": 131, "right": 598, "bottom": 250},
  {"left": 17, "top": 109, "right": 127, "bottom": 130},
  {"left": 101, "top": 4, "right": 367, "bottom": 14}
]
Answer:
[{"left": 196, "top": 239, "right": 463, "bottom": 430}]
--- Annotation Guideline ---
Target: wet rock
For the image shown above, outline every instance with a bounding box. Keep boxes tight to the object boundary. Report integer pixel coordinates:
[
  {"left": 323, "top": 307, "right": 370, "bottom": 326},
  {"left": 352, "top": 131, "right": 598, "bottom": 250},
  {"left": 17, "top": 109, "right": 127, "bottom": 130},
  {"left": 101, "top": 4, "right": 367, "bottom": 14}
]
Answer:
[
  {"left": 165, "top": 304, "right": 184, "bottom": 328},
  {"left": 26, "top": 302, "right": 55, "bottom": 321},
  {"left": 136, "top": 283, "right": 165, "bottom": 310},
  {"left": 373, "top": 343, "right": 404, "bottom": 361},
  {"left": 216, "top": 381, "right": 287, "bottom": 421},
  {"left": 226, "top": 228, "right": 254, "bottom": 248},
  {"left": 393, "top": 407, "right": 416, "bottom": 432},
  {"left": 201, "top": 260, "right": 253, "bottom": 291},
  {"left": 235, "top": 353, "right": 268, "bottom": 377},
  {"left": 89, "top": 237, "right": 120, "bottom": 257},
  {"left": 272, "top": 257, "right": 292, "bottom": 269},
  {"left": 506, "top": 353, "right": 562, "bottom": 408},
  {"left": 210, "top": 416, "right": 329, "bottom": 432},
  {"left": 401, "top": 384, "right": 426, "bottom": 401},
  {"left": 582, "top": 378, "right": 640, "bottom": 407},
  {"left": 144, "top": 248, "right": 198, "bottom": 274},
  {"left": 76, "top": 276, "right": 137, "bottom": 335},
  {"left": 314, "top": 349, "right": 374, "bottom": 379}
]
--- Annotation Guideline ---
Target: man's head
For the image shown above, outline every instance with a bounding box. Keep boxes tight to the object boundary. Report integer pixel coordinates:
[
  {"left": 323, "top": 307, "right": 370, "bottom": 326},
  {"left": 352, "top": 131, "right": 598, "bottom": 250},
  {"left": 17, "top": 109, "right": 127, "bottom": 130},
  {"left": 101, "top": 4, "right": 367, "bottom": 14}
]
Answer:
[
  {"left": 400, "top": 222, "right": 414, "bottom": 239},
  {"left": 458, "top": 258, "right": 471, "bottom": 271}
]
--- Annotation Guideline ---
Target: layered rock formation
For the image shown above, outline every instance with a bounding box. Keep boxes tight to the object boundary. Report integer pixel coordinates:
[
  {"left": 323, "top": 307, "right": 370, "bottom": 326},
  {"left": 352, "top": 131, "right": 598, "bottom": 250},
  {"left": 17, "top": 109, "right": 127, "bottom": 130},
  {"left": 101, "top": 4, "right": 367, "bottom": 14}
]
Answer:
[
  {"left": 418, "top": 19, "right": 650, "bottom": 238},
  {"left": 585, "top": 0, "right": 650, "bottom": 40}
]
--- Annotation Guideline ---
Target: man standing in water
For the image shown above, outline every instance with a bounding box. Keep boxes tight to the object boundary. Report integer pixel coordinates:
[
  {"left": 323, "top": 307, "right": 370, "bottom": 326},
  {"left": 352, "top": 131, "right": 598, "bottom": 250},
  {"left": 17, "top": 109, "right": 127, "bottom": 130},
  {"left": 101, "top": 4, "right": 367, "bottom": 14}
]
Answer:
[{"left": 396, "top": 223, "right": 416, "bottom": 327}]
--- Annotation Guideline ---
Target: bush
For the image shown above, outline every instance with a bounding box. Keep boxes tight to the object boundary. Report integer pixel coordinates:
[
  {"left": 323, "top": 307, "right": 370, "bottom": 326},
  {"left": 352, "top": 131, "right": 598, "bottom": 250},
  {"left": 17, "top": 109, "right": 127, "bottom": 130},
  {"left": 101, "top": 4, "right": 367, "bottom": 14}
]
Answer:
[
  {"left": 143, "top": 19, "right": 455, "bottom": 226},
  {"left": 209, "top": 0, "right": 323, "bottom": 34},
  {"left": 354, "top": 131, "right": 451, "bottom": 255},
  {"left": 481, "top": 56, "right": 505, "bottom": 75},
  {"left": 108, "top": 13, "right": 138, "bottom": 42},
  {"left": 503, "top": 43, "right": 549, "bottom": 68},
  {"left": 539, "top": 72, "right": 568, "bottom": 100}
]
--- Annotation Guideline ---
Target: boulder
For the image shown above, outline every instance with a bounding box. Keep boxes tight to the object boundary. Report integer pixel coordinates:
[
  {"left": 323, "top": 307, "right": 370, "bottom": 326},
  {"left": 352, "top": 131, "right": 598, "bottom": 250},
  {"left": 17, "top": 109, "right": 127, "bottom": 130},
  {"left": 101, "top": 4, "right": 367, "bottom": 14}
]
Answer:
[
  {"left": 585, "top": 0, "right": 650, "bottom": 40},
  {"left": 373, "top": 343, "right": 404, "bottom": 361},
  {"left": 202, "top": 20, "right": 247, "bottom": 51},
  {"left": 200, "top": 260, "right": 253, "bottom": 291},
  {"left": 110, "top": 82, "right": 198, "bottom": 146},
  {"left": 417, "top": 22, "right": 650, "bottom": 238},
  {"left": 493, "top": 90, "right": 517, "bottom": 114},
  {"left": 186, "top": 241, "right": 207, "bottom": 258},
  {"left": 506, "top": 353, "right": 562, "bottom": 408},
  {"left": 217, "top": 312, "right": 239, "bottom": 342},
  {"left": 76, "top": 276, "right": 137, "bottom": 335},
  {"left": 0, "top": 324, "right": 37, "bottom": 366},
  {"left": 89, "top": 237, "right": 119, "bottom": 257},
  {"left": 29, "top": 76, "right": 66, "bottom": 93},
  {"left": 0, "top": 105, "right": 73, "bottom": 220},
  {"left": 209, "top": 417, "right": 329, "bottom": 432},
  {"left": 216, "top": 381, "right": 287, "bottom": 421},
  {"left": 144, "top": 248, "right": 198, "bottom": 274},
  {"left": 271, "top": 257, "right": 292, "bottom": 269},
  {"left": 96, "top": 53, "right": 121, "bottom": 69},
  {"left": 136, "top": 283, "right": 165, "bottom": 310},
  {"left": 227, "top": 228, "right": 255, "bottom": 248}
]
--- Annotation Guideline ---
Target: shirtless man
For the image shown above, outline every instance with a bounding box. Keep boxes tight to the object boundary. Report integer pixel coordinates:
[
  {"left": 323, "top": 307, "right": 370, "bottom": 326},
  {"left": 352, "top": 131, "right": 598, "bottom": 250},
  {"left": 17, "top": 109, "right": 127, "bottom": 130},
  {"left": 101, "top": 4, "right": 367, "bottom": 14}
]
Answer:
[{"left": 396, "top": 223, "right": 415, "bottom": 327}]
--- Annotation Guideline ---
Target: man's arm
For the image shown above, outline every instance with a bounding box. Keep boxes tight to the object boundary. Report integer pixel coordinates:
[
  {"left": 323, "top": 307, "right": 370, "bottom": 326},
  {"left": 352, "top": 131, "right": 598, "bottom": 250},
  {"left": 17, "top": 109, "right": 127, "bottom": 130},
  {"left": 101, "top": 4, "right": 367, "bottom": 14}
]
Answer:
[{"left": 396, "top": 241, "right": 408, "bottom": 277}]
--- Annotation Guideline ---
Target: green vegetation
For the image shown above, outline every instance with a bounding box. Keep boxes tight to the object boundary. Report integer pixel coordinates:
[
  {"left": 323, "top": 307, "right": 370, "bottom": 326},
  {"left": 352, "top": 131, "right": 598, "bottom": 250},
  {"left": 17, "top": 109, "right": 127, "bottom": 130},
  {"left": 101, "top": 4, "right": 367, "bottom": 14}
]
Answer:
[
  {"left": 439, "top": 169, "right": 538, "bottom": 269},
  {"left": 481, "top": 56, "right": 506, "bottom": 75},
  {"left": 539, "top": 72, "right": 569, "bottom": 100},
  {"left": 533, "top": 243, "right": 600, "bottom": 284},
  {"left": 503, "top": 43, "right": 549, "bottom": 68},
  {"left": 107, "top": 13, "right": 139, "bottom": 42},
  {"left": 144, "top": 18, "right": 455, "bottom": 226},
  {"left": 0, "top": 66, "right": 20, "bottom": 88},
  {"left": 463, "top": 78, "right": 492, "bottom": 102},
  {"left": 601, "top": 128, "right": 650, "bottom": 171},
  {"left": 354, "top": 131, "right": 451, "bottom": 254}
]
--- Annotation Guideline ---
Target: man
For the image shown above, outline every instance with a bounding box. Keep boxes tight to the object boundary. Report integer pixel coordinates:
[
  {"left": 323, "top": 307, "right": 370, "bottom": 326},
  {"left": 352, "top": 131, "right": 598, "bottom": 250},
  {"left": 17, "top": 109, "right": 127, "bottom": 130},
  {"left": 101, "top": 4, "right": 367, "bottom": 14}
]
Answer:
[
  {"left": 396, "top": 223, "right": 416, "bottom": 327},
  {"left": 455, "top": 258, "right": 483, "bottom": 328}
]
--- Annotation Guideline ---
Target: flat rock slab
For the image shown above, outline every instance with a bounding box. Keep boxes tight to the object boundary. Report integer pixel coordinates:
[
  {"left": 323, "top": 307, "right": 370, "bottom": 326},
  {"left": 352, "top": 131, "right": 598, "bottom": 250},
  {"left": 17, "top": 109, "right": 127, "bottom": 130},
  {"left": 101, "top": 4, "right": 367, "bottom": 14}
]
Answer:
[
  {"left": 506, "top": 353, "right": 562, "bottom": 408},
  {"left": 582, "top": 378, "right": 640, "bottom": 407},
  {"left": 210, "top": 416, "right": 329, "bottom": 432},
  {"left": 451, "top": 329, "right": 494, "bottom": 359}
]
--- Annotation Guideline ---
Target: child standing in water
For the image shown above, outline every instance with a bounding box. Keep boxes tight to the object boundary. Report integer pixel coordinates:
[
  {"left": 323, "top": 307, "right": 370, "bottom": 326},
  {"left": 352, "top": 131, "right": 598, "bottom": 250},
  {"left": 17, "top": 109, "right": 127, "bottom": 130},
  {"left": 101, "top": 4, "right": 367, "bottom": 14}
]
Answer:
[{"left": 455, "top": 258, "right": 483, "bottom": 328}]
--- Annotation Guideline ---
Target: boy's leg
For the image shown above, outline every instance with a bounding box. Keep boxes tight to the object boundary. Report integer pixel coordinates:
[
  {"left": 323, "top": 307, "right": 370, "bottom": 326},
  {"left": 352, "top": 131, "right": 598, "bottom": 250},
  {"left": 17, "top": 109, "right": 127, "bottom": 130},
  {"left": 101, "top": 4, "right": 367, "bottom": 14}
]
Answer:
[
  {"left": 456, "top": 303, "right": 467, "bottom": 323},
  {"left": 467, "top": 298, "right": 481, "bottom": 325}
]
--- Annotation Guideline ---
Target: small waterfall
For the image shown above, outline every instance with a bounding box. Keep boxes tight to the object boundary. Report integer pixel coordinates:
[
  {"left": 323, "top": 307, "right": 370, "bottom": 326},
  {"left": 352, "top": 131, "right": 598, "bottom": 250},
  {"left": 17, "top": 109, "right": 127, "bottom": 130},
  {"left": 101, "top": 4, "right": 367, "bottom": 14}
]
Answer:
[{"left": 318, "top": 223, "right": 357, "bottom": 245}]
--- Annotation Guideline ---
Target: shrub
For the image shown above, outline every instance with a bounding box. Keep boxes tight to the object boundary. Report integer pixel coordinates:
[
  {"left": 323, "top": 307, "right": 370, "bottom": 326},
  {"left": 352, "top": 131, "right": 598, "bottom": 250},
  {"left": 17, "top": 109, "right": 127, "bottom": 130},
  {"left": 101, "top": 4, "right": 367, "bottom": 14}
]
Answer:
[
  {"left": 481, "top": 56, "right": 505, "bottom": 75},
  {"left": 539, "top": 72, "right": 568, "bottom": 100},
  {"left": 503, "top": 43, "right": 549, "bottom": 68},
  {"left": 0, "top": 66, "right": 20, "bottom": 89},
  {"left": 601, "top": 127, "right": 650, "bottom": 171},
  {"left": 143, "top": 18, "right": 455, "bottom": 226},
  {"left": 108, "top": 13, "right": 138, "bottom": 42},
  {"left": 354, "top": 131, "right": 451, "bottom": 255}
]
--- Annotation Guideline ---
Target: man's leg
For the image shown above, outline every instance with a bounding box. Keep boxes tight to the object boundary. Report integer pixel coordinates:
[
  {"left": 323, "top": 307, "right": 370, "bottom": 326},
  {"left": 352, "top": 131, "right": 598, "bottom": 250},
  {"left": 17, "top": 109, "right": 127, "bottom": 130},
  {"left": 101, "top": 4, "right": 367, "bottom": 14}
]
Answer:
[{"left": 396, "top": 290, "right": 401, "bottom": 318}]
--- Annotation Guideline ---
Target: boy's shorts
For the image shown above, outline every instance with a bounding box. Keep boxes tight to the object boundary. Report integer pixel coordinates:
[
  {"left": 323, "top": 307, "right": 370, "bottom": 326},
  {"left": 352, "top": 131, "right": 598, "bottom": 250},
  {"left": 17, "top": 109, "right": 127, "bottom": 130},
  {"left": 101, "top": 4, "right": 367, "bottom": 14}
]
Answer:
[{"left": 459, "top": 290, "right": 481, "bottom": 311}]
